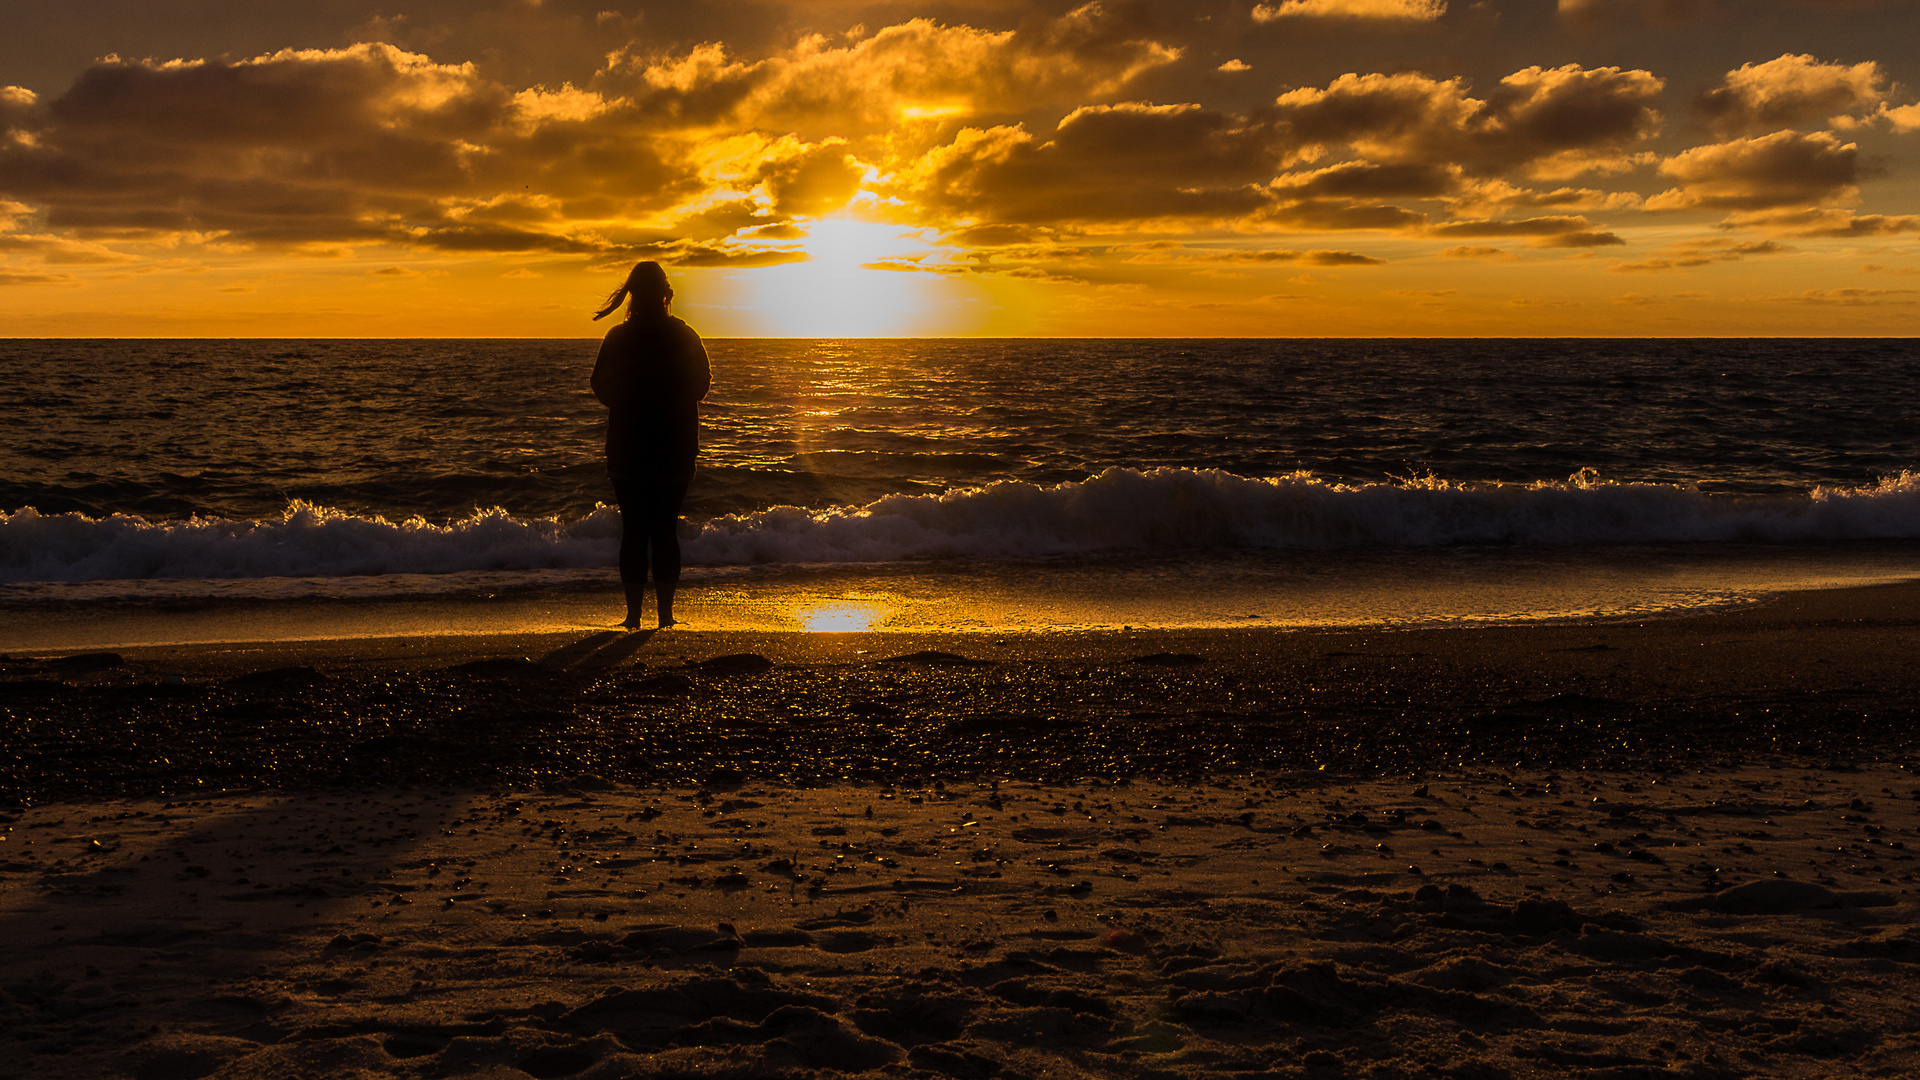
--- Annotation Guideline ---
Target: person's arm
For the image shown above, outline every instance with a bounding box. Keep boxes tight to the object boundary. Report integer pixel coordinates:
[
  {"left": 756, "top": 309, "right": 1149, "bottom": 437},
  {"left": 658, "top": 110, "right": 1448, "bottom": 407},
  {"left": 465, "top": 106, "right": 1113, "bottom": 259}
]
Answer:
[
  {"left": 686, "top": 330, "right": 712, "bottom": 402},
  {"left": 590, "top": 327, "right": 623, "bottom": 408}
]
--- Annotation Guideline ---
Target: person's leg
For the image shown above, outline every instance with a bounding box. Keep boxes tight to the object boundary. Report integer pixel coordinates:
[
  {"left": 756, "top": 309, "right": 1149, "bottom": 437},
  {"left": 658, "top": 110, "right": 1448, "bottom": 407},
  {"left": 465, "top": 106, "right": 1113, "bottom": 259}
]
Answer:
[
  {"left": 646, "top": 478, "right": 690, "bottom": 627},
  {"left": 611, "top": 477, "right": 649, "bottom": 628}
]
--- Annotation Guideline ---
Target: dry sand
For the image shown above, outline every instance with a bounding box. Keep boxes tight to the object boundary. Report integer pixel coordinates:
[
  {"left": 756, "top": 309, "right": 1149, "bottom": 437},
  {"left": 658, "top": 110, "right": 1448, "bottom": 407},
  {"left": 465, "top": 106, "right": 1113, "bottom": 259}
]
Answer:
[
  {"left": 4, "top": 581, "right": 1920, "bottom": 1078},
  {"left": 6, "top": 770, "right": 1920, "bottom": 1079}
]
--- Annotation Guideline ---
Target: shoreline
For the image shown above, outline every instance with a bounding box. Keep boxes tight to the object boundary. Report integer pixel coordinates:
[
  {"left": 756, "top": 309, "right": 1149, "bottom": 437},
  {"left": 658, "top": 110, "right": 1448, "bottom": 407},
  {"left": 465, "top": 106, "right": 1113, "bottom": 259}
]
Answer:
[
  {"left": 7, "top": 539, "right": 1917, "bottom": 654},
  {"left": 4, "top": 580, "right": 1919, "bottom": 802}
]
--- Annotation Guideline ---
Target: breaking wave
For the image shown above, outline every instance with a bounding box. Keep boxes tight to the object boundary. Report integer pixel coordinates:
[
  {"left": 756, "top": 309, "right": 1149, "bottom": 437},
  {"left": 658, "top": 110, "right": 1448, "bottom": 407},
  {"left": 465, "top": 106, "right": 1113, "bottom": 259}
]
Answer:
[{"left": 4, "top": 467, "right": 1919, "bottom": 584}]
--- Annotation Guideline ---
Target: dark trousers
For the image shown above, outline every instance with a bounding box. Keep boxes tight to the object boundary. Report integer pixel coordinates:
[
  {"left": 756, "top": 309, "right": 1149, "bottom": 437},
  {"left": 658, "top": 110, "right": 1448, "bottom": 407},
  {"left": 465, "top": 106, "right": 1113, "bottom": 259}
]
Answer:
[{"left": 610, "top": 475, "right": 690, "bottom": 597}]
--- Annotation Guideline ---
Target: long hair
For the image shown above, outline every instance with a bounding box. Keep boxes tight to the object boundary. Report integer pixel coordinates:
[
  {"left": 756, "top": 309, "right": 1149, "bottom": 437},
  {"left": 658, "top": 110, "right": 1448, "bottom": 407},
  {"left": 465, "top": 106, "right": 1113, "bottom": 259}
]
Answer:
[{"left": 593, "top": 261, "right": 673, "bottom": 321}]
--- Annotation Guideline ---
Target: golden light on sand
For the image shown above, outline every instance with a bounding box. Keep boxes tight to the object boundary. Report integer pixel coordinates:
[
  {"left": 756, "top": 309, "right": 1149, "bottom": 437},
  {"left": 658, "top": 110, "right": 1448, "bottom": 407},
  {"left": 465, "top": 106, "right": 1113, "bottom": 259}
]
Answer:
[
  {"left": 741, "top": 218, "right": 956, "bottom": 337},
  {"left": 795, "top": 600, "right": 889, "bottom": 632}
]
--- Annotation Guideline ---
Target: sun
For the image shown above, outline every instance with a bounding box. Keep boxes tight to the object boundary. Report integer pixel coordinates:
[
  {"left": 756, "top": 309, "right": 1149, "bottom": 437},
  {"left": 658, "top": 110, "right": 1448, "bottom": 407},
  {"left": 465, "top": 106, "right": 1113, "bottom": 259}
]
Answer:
[{"left": 735, "top": 218, "right": 962, "bottom": 336}]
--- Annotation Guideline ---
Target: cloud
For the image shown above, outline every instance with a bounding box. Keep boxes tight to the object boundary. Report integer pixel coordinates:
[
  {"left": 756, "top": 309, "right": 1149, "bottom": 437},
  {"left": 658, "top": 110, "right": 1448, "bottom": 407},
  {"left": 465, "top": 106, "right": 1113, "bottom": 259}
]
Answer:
[
  {"left": 1444, "top": 178, "right": 1644, "bottom": 214},
  {"left": 1252, "top": 0, "right": 1448, "bottom": 21},
  {"left": 902, "top": 103, "right": 1280, "bottom": 224},
  {"left": 0, "top": 232, "right": 138, "bottom": 263},
  {"left": 1268, "top": 64, "right": 1664, "bottom": 178},
  {"left": 0, "top": 86, "right": 33, "bottom": 144},
  {"left": 1271, "top": 160, "right": 1463, "bottom": 199},
  {"left": 616, "top": 10, "right": 1184, "bottom": 138},
  {"left": 0, "top": 265, "right": 76, "bottom": 285},
  {"left": 1429, "top": 214, "right": 1623, "bottom": 246},
  {"left": 1768, "top": 286, "right": 1916, "bottom": 305},
  {"left": 627, "top": 239, "right": 811, "bottom": 267},
  {"left": 1441, "top": 244, "right": 1509, "bottom": 258},
  {"left": 1875, "top": 103, "right": 1920, "bottom": 133},
  {"left": 0, "top": 44, "right": 694, "bottom": 251},
  {"left": 1697, "top": 54, "right": 1886, "bottom": 136},
  {"left": 1217, "top": 59, "right": 1250, "bottom": 73},
  {"left": 1718, "top": 207, "right": 1920, "bottom": 235},
  {"left": 1610, "top": 236, "right": 1790, "bottom": 270},
  {"left": 0, "top": 6, "right": 1186, "bottom": 257},
  {"left": 904, "top": 65, "right": 1665, "bottom": 238},
  {"left": 1119, "top": 243, "right": 1385, "bottom": 265},
  {"left": 755, "top": 140, "right": 864, "bottom": 216},
  {"left": 1647, "top": 130, "right": 1861, "bottom": 211}
]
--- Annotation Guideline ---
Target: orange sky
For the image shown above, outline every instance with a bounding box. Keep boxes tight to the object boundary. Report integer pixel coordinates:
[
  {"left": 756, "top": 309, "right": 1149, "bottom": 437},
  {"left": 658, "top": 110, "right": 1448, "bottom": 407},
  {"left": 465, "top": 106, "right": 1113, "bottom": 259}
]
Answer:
[{"left": 2, "top": 0, "right": 1917, "bottom": 336}]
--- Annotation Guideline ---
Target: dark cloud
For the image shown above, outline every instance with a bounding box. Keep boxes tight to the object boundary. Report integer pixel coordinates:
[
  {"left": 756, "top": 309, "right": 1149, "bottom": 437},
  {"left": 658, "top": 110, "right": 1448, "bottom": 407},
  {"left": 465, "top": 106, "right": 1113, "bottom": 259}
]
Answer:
[
  {"left": 1430, "top": 214, "right": 1624, "bottom": 246},
  {"left": 1268, "top": 64, "right": 1665, "bottom": 178},
  {"left": 0, "top": 45, "right": 703, "bottom": 252},
  {"left": 1648, "top": 129, "right": 1861, "bottom": 210},
  {"left": 905, "top": 103, "right": 1279, "bottom": 222},
  {"left": 1262, "top": 198, "right": 1432, "bottom": 230}
]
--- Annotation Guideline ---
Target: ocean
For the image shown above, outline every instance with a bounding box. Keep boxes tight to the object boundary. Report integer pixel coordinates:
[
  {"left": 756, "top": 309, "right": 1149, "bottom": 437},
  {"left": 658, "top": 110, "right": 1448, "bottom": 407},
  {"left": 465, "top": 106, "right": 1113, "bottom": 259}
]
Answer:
[{"left": 3, "top": 338, "right": 1917, "bottom": 647}]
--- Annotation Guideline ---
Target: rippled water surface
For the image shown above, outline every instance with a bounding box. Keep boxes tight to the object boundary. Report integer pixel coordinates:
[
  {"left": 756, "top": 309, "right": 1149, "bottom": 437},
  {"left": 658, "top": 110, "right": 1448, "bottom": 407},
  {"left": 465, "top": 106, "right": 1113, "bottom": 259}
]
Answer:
[{"left": 5, "top": 338, "right": 1917, "bottom": 523}]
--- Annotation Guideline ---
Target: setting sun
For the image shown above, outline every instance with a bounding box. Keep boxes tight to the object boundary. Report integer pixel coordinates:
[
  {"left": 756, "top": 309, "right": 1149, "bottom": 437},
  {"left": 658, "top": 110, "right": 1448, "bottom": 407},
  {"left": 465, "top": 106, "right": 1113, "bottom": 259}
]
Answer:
[{"left": 729, "top": 218, "right": 969, "bottom": 337}]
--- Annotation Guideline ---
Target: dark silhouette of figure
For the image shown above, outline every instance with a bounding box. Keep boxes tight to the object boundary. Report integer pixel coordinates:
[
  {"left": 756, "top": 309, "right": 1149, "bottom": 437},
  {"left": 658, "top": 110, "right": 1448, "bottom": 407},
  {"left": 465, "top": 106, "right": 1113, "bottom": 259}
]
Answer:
[{"left": 590, "top": 262, "right": 711, "bottom": 629}]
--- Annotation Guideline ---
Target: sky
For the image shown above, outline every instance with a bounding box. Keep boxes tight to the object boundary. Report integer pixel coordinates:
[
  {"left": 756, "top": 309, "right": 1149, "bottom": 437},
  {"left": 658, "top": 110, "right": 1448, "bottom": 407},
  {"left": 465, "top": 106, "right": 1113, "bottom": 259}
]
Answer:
[{"left": 0, "top": 0, "right": 1917, "bottom": 336}]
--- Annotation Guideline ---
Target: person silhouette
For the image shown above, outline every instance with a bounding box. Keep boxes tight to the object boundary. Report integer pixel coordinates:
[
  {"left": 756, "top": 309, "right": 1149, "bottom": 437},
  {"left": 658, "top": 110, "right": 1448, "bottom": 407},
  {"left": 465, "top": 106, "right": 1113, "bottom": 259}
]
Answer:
[{"left": 590, "top": 261, "right": 711, "bottom": 629}]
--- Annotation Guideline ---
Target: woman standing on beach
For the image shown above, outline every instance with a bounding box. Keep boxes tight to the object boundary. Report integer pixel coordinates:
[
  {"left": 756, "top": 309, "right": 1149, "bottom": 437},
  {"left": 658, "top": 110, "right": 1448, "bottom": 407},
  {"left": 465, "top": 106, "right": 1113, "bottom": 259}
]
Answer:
[{"left": 590, "top": 261, "right": 711, "bottom": 629}]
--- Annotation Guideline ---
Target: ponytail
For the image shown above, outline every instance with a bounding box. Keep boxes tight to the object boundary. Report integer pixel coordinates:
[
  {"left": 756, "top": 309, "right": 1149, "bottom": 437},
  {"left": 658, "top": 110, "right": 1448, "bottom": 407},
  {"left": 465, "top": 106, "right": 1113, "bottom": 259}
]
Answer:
[
  {"left": 593, "top": 261, "right": 673, "bottom": 322},
  {"left": 592, "top": 286, "right": 628, "bottom": 321}
]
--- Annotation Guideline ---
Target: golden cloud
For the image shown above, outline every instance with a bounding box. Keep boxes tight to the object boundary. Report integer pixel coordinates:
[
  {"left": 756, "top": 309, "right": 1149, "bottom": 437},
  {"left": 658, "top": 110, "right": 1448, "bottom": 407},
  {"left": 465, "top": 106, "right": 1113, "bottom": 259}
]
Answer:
[
  {"left": 1697, "top": 54, "right": 1887, "bottom": 136},
  {"left": 1252, "top": 0, "right": 1448, "bottom": 21},
  {"left": 899, "top": 104, "right": 1280, "bottom": 224}
]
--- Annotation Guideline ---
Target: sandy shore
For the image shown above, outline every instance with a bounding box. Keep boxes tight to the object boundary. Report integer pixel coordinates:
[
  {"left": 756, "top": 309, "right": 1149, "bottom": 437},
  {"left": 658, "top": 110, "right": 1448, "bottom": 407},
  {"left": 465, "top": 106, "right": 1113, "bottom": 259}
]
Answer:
[
  {"left": 4, "top": 581, "right": 1920, "bottom": 1077},
  {"left": 5, "top": 769, "right": 1919, "bottom": 1078}
]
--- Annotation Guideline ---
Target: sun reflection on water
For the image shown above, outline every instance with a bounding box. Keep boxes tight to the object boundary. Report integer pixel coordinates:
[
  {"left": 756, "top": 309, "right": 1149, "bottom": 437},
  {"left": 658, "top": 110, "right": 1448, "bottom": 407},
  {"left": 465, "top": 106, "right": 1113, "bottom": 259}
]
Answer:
[{"left": 796, "top": 601, "right": 889, "bottom": 632}]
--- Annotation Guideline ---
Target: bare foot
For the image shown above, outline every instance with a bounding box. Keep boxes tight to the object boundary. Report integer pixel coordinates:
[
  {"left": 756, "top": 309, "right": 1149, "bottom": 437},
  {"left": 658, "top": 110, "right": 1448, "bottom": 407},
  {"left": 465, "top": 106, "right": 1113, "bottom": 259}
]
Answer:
[
  {"left": 621, "top": 613, "right": 644, "bottom": 630},
  {"left": 657, "top": 617, "right": 680, "bottom": 629}
]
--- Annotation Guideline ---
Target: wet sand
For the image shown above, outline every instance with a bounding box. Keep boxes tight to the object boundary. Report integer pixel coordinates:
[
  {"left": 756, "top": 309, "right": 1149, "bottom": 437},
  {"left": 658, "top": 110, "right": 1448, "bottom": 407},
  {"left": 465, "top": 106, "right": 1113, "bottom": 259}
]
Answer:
[
  {"left": 6, "top": 580, "right": 1920, "bottom": 797},
  {"left": 4, "top": 581, "right": 1920, "bottom": 1077}
]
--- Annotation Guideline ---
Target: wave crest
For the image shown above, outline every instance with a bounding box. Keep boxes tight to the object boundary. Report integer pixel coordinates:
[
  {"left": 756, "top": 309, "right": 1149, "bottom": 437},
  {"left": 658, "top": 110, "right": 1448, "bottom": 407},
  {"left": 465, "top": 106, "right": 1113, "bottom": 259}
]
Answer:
[{"left": 4, "top": 468, "right": 1918, "bottom": 583}]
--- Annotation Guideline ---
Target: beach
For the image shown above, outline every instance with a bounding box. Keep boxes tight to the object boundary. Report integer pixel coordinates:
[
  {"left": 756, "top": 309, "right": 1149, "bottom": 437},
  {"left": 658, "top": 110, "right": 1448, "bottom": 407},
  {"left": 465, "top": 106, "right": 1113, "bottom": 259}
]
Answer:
[{"left": 5, "top": 581, "right": 1920, "bottom": 1077}]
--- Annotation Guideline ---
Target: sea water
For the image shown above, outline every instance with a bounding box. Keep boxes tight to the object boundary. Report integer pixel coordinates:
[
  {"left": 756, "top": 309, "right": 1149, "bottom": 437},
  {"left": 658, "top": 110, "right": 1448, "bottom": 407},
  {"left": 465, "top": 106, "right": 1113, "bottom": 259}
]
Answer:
[{"left": 2, "top": 338, "right": 1917, "bottom": 647}]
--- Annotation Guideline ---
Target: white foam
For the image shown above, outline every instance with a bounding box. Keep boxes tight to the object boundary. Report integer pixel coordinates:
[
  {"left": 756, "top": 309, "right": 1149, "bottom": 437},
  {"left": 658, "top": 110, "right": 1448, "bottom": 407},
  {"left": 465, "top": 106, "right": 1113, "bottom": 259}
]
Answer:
[
  {"left": 4, "top": 468, "right": 1919, "bottom": 584},
  {"left": 0, "top": 501, "right": 622, "bottom": 584},
  {"left": 684, "top": 467, "right": 1920, "bottom": 562}
]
